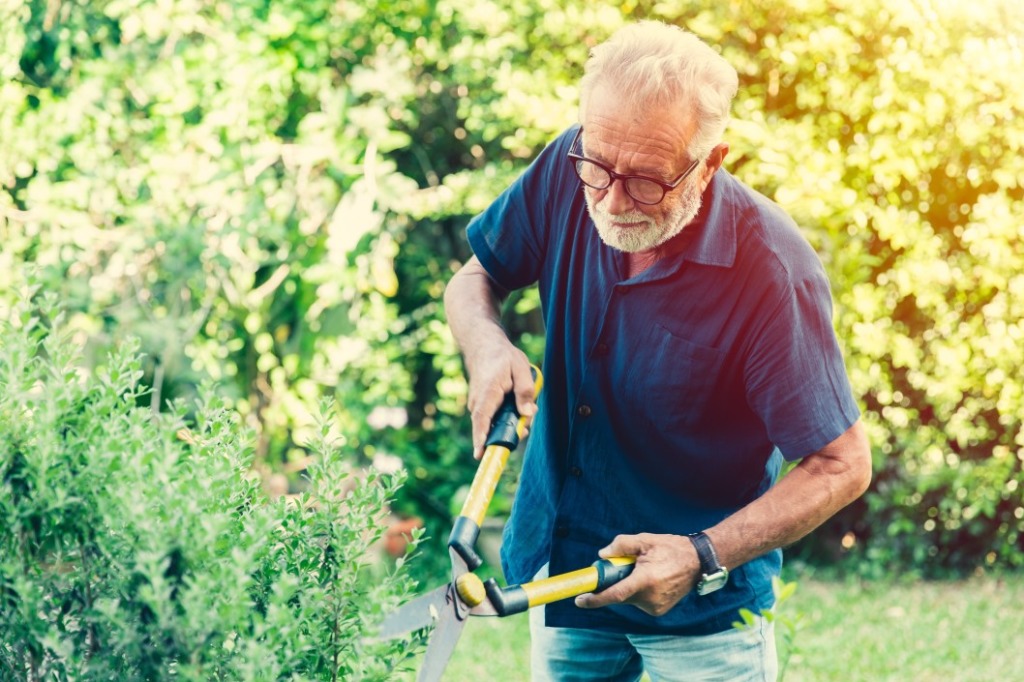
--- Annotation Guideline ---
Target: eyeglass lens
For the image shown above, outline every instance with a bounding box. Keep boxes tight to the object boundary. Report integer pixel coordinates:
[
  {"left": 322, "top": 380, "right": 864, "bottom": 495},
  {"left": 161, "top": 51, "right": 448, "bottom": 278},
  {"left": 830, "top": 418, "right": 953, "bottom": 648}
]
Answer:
[{"left": 574, "top": 159, "right": 665, "bottom": 204}]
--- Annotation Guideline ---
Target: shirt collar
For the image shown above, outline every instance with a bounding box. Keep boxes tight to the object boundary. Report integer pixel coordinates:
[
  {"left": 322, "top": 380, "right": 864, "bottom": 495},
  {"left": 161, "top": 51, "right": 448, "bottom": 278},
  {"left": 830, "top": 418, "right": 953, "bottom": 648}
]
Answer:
[{"left": 680, "top": 169, "right": 738, "bottom": 269}]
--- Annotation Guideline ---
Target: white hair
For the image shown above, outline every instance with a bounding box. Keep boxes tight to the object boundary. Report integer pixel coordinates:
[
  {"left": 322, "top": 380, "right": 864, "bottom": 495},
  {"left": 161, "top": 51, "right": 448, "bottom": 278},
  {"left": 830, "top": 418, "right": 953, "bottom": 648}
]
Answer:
[{"left": 579, "top": 21, "right": 739, "bottom": 160}]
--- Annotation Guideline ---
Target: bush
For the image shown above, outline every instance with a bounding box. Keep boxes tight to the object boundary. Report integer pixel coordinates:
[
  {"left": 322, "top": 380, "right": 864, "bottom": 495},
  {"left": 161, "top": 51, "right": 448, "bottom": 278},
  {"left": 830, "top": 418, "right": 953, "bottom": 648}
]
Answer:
[{"left": 0, "top": 290, "right": 419, "bottom": 681}]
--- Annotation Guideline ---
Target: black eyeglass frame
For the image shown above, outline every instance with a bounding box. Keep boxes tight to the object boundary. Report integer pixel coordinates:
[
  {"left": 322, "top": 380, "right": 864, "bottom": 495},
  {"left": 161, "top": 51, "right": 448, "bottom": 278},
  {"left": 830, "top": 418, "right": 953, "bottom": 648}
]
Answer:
[{"left": 566, "top": 127, "right": 702, "bottom": 206}]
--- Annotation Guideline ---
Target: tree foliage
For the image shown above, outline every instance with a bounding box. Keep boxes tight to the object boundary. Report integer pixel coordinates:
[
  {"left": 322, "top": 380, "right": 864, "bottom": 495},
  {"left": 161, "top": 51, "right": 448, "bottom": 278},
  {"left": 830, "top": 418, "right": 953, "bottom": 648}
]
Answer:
[
  {"left": 3, "top": 0, "right": 1023, "bottom": 578},
  {"left": 684, "top": 0, "right": 1024, "bottom": 573}
]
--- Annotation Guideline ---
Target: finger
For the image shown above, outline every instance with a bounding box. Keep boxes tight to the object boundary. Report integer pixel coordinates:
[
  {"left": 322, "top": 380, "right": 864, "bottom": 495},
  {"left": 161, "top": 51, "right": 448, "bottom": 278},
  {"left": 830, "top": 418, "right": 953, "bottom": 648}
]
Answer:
[
  {"left": 511, "top": 361, "right": 537, "bottom": 418},
  {"left": 470, "top": 408, "right": 489, "bottom": 459},
  {"left": 470, "top": 387, "right": 505, "bottom": 460},
  {"left": 468, "top": 399, "right": 489, "bottom": 460},
  {"left": 597, "top": 534, "right": 646, "bottom": 560},
  {"left": 574, "top": 573, "right": 640, "bottom": 610}
]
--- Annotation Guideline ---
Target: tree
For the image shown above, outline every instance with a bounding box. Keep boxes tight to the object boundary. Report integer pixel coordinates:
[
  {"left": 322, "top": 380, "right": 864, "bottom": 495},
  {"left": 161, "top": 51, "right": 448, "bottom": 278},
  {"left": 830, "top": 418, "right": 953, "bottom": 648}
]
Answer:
[{"left": 3, "top": 0, "right": 1023, "bottom": 577}]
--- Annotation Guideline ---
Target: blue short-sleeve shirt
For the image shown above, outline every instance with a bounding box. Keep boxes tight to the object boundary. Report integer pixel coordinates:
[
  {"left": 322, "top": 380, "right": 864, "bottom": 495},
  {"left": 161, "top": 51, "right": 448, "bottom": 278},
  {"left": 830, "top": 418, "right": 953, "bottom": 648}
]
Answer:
[{"left": 466, "top": 125, "right": 860, "bottom": 635}]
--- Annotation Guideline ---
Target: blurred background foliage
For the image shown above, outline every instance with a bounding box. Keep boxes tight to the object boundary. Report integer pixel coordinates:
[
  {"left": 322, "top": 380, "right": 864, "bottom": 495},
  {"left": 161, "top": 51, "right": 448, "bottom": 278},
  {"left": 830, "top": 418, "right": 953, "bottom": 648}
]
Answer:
[{"left": 2, "top": 0, "right": 1022, "bottom": 581}]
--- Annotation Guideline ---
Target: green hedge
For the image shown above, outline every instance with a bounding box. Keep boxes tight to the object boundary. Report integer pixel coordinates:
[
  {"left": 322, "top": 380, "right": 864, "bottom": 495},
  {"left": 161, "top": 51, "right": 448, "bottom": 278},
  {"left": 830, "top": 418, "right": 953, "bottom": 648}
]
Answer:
[{"left": 0, "top": 289, "right": 418, "bottom": 680}]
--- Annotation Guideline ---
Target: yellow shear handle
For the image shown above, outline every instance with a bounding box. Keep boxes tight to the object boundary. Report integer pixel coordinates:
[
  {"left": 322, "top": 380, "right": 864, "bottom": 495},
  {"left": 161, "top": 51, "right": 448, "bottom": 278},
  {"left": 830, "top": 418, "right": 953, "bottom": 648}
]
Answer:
[
  {"left": 521, "top": 557, "right": 636, "bottom": 606},
  {"left": 449, "top": 366, "right": 543, "bottom": 569},
  {"left": 460, "top": 423, "right": 529, "bottom": 525},
  {"left": 484, "top": 557, "right": 636, "bottom": 616}
]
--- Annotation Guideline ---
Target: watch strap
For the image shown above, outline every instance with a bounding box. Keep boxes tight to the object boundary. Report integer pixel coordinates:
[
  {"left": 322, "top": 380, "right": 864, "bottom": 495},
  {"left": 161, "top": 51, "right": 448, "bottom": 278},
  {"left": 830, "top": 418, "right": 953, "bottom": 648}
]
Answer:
[{"left": 687, "top": 531, "right": 723, "bottom": 575}]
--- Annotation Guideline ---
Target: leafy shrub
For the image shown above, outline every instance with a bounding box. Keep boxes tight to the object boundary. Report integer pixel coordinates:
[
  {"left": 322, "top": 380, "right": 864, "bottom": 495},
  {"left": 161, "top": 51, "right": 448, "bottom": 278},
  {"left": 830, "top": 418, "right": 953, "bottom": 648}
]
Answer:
[{"left": 0, "top": 290, "right": 419, "bottom": 681}]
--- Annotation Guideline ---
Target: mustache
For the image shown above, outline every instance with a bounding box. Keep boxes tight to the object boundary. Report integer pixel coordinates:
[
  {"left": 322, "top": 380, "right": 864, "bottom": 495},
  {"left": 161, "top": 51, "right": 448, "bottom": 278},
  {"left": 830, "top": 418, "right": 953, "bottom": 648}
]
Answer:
[{"left": 588, "top": 203, "right": 655, "bottom": 226}]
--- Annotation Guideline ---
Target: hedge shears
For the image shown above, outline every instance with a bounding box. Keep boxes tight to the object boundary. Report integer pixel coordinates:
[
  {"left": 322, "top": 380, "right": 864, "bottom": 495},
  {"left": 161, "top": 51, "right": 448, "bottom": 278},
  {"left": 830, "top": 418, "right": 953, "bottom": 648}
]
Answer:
[{"left": 377, "top": 366, "right": 635, "bottom": 681}]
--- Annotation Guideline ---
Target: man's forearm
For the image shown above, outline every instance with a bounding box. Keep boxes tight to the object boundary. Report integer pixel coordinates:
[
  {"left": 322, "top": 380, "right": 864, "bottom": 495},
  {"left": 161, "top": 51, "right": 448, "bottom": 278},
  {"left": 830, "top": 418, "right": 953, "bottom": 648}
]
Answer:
[
  {"left": 443, "top": 256, "right": 510, "bottom": 372},
  {"left": 705, "top": 419, "right": 872, "bottom": 575},
  {"left": 444, "top": 256, "right": 538, "bottom": 456},
  {"left": 576, "top": 420, "right": 872, "bottom": 616}
]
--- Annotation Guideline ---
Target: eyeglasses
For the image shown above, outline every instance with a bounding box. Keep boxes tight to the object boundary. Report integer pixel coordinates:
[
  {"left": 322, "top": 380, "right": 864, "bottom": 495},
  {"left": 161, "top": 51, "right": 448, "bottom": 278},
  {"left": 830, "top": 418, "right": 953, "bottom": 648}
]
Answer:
[{"left": 567, "top": 128, "right": 702, "bottom": 206}]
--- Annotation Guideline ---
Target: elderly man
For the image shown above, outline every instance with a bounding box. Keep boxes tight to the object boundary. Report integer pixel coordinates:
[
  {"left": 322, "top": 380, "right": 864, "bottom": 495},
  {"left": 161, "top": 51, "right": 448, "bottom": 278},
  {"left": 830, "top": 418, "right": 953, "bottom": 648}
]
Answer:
[{"left": 444, "top": 21, "right": 871, "bottom": 681}]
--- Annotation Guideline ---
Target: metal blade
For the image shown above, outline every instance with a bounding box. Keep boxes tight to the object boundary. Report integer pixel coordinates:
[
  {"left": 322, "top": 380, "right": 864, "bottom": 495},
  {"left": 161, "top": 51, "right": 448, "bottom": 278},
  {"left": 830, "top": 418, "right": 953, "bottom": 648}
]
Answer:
[
  {"left": 376, "top": 584, "right": 451, "bottom": 640},
  {"left": 416, "top": 596, "right": 469, "bottom": 682}
]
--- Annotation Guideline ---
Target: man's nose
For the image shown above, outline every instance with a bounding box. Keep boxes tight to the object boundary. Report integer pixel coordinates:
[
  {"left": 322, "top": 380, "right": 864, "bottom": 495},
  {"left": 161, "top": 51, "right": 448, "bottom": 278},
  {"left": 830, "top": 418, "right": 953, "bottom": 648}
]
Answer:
[{"left": 601, "top": 179, "right": 636, "bottom": 214}]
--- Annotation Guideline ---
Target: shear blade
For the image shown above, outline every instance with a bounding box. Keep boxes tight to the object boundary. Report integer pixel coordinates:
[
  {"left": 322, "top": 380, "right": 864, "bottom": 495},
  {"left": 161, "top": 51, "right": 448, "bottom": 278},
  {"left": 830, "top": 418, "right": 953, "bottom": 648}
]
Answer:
[
  {"left": 416, "top": 600, "right": 469, "bottom": 682},
  {"left": 376, "top": 584, "right": 451, "bottom": 640}
]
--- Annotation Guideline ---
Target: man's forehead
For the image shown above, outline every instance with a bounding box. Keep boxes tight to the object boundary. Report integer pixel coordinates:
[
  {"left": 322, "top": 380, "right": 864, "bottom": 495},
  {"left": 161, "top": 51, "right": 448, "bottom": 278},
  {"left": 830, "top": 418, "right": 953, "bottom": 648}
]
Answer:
[
  {"left": 582, "top": 85, "right": 696, "bottom": 152},
  {"left": 582, "top": 118, "right": 694, "bottom": 177}
]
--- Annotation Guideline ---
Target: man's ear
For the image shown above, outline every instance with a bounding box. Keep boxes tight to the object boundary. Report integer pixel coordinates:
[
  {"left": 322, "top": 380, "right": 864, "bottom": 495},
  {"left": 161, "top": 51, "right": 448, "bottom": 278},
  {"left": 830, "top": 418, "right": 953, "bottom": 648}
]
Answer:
[{"left": 701, "top": 143, "right": 729, "bottom": 184}]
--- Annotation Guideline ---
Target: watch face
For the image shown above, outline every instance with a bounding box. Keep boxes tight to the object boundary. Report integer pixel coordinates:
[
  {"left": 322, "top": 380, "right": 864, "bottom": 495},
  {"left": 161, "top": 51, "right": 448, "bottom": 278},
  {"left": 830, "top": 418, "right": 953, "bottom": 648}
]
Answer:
[{"left": 697, "top": 568, "right": 729, "bottom": 596}]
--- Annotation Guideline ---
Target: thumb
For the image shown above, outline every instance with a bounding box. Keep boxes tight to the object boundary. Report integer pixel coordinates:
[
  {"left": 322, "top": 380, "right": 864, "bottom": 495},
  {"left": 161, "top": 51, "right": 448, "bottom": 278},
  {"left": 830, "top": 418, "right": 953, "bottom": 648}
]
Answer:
[{"left": 597, "top": 534, "right": 645, "bottom": 560}]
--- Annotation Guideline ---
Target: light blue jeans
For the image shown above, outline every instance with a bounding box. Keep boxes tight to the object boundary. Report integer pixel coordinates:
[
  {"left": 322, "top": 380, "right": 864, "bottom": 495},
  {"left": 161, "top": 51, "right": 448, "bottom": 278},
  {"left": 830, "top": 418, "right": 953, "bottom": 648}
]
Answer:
[{"left": 529, "top": 566, "right": 778, "bottom": 682}]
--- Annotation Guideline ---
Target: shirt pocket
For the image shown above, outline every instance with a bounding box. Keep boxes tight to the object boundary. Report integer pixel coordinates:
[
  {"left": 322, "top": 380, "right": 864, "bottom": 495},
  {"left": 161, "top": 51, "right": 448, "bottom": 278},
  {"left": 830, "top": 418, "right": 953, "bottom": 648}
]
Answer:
[{"left": 625, "top": 322, "right": 728, "bottom": 432}]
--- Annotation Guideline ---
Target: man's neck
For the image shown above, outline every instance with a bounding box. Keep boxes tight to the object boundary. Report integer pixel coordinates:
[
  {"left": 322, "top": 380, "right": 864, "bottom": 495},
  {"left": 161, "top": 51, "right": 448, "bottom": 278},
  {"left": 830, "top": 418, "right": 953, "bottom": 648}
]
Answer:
[
  {"left": 625, "top": 250, "right": 659, "bottom": 278},
  {"left": 623, "top": 227, "right": 692, "bottom": 278}
]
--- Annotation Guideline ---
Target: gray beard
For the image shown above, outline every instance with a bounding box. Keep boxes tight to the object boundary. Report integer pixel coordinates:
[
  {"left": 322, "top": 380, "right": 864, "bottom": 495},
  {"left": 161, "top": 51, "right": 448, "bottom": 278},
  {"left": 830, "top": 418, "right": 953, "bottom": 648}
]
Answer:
[{"left": 585, "top": 180, "right": 703, "bottom": 253}]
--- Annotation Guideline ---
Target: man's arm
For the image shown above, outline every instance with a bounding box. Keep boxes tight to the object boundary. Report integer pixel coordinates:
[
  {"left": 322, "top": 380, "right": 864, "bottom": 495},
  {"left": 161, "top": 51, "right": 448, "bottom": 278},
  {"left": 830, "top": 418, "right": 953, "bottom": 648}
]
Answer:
[
  {"left": 575, "top": 419, "right": 872, "bottom": 616},
  {"left": 444, "top": 255, "right": 537, "bottom": 459}
]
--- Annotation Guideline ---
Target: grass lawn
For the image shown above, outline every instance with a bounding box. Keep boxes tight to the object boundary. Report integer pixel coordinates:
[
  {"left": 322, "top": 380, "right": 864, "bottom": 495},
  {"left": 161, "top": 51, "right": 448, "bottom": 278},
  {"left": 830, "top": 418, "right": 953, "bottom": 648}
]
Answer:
[{"left": 397, "top": 573, "right": 1024, "bottom": 681}]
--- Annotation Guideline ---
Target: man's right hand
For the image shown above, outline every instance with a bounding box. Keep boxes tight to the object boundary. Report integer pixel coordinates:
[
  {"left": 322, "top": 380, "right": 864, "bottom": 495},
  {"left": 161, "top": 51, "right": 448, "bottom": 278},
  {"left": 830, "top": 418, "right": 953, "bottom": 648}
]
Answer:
[
  {"left": 443, "top": 255, "right": 538, "bottom": 459},
  {"left": 466, "top": 346, "right": 537, "bottom": 459}
]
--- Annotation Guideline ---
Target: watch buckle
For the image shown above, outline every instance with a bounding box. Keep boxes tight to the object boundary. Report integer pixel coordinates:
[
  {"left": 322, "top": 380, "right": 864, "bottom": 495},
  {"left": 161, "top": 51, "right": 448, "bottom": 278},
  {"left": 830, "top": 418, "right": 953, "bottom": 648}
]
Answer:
[{"left": 696, "top": 566, "right": 729, "bottom": 596}]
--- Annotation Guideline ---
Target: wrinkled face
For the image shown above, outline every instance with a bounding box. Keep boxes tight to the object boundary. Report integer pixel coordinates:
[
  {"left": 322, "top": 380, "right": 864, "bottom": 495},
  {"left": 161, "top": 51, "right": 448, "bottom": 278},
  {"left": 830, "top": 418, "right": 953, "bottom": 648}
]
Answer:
[{"left": 581, "top": 86, "right": 706, "bottom": 254}]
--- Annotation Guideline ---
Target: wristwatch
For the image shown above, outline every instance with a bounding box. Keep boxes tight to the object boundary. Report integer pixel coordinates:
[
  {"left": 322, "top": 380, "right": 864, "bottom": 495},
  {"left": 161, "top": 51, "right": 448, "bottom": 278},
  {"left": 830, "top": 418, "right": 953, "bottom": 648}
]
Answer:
[{"left": 687, "top": 531, "right": 729, "bottom": 595}]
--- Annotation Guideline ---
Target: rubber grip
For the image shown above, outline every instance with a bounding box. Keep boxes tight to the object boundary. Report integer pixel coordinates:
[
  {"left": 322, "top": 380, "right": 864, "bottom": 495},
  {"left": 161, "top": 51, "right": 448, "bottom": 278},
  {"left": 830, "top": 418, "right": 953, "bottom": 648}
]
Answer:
[
  {"left": 484, "top": 393, "right": 521, "bottom": 450},
  {"left": 484, "top": 365, "right": 543, "bottom": 449},
  {"left": 594, "top": 557, "right": 635, "bottom": 591},
  {"left": 485, "top": 578, "right": 530, "bottom": 617},
  {"left": 448, "top": 515, "right": 483, "bottom": 570}
]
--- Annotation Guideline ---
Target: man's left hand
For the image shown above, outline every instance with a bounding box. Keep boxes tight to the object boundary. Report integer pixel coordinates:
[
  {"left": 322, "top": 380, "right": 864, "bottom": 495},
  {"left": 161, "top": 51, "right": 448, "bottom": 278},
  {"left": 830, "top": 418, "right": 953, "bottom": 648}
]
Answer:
[{"left": 574, "top": 533, "right": 699, "bottom": 617}]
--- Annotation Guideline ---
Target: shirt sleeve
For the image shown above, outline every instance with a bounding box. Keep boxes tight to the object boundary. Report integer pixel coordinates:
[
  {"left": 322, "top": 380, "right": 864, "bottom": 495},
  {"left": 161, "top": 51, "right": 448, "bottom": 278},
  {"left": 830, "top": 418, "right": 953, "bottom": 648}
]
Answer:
[
  {"left": 466, "top": 126, "right": 579, "bottom": 291},
  {"left": 743, "top": 266, "right": 861, "bottom": 460}
]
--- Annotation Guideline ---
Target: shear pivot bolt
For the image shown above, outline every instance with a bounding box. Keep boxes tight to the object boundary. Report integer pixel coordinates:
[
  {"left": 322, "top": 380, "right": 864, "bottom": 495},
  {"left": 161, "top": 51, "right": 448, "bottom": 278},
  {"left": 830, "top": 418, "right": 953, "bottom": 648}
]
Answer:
[{"left": 455, "top": 573, "right": 486, "bottom": 607}]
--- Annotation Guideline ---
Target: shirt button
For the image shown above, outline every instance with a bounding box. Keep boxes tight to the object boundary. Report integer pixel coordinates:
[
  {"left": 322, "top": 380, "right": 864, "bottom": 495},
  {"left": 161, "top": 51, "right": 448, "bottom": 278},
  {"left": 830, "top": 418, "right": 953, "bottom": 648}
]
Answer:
[
  {"left": 577, "top": 404, "right": 592, "bottom": 417},
  {"left": 555, "top": 524, "right": 570, "bottom": 538},
  {"left": 569, "top": 466, "right": 583, "bottom": 478}
]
